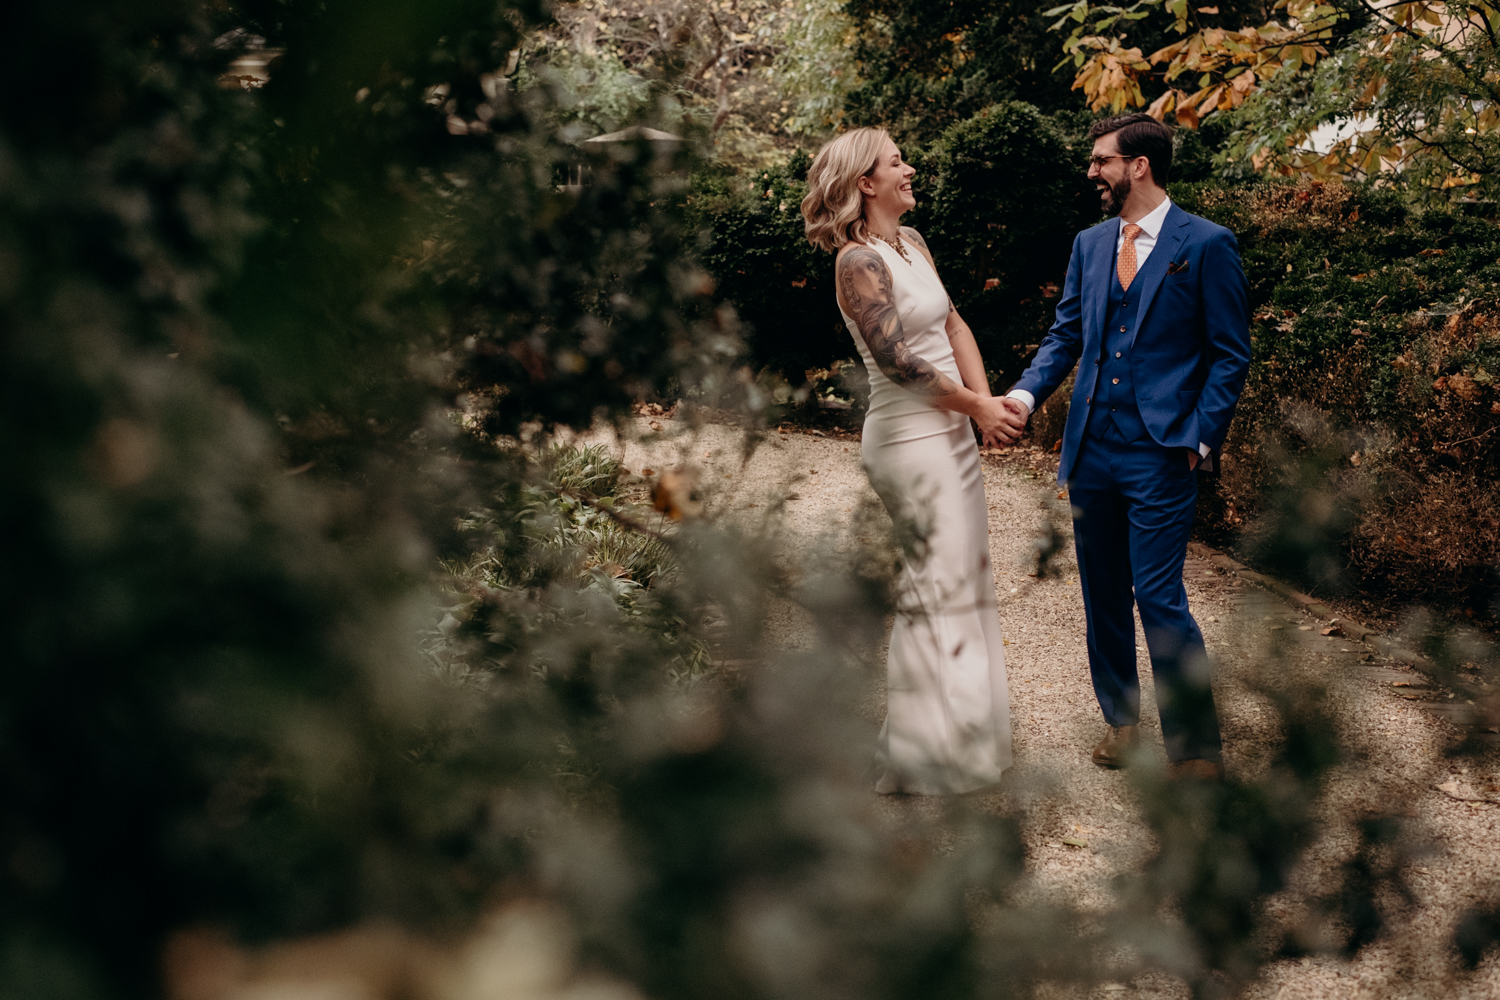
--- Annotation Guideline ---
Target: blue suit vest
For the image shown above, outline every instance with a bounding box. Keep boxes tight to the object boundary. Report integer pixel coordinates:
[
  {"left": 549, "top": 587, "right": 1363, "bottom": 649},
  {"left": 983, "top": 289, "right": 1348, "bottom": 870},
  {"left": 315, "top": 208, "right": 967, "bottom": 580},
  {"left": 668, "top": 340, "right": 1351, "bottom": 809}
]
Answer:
[{"left": 1084, "top": 266, "right": 1147, "bottom": 442}]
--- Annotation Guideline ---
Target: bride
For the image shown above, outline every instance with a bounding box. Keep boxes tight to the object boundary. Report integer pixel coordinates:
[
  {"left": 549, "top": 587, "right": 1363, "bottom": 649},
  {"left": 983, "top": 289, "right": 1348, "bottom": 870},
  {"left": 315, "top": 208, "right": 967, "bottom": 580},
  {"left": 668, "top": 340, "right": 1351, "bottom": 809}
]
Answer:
[{"left": 801, "top": 128, "right": 1020, "bottom": 795}]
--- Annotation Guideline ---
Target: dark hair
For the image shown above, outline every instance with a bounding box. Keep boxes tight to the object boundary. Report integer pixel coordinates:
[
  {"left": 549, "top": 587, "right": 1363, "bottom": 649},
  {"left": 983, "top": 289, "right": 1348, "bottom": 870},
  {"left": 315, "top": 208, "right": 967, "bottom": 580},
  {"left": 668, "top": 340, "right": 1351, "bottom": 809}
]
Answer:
[{"left": 1088, "top": 113, "right": 1173, "bottom": 188}]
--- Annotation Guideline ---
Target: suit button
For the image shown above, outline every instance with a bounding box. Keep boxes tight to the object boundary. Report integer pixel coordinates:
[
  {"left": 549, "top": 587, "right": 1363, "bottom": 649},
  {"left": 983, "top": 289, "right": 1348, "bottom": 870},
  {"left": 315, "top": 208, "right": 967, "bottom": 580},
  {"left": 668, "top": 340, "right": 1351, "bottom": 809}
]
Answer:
[
  {"left": 1115, "top": 351, "right": 1122, "bottom": 358},
  {"left": 1086, "top": 397, "right": 1091, "bottom": 404},
  {"left": 1112, "top": 377, "right": 1120, "bottom": 384},
  {"left": 1111, "top": 406, "right": 1118, "bottom": 412},
  {"left": 1119, "top": 326, "right": 1126, "bottom": 332}
]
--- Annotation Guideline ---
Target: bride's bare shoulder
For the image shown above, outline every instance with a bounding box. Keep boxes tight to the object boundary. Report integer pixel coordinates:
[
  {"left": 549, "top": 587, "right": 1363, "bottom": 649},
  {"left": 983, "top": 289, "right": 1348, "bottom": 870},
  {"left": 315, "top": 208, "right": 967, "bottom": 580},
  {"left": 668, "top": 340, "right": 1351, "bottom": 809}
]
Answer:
[
  {"left": 899, "top": 226, "right": 938, "bottom": 269},
  {"left": 835, "top": 238, "right": 875, "bottom": 261}
]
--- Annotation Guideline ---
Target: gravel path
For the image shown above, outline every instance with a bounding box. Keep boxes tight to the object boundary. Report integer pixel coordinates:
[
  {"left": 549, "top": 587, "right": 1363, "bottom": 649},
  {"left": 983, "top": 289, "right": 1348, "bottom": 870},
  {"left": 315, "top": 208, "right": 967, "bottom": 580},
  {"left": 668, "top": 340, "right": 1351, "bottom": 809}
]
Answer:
[{"left": 586, "top": 417, "right": 1500, "bottom": 998}]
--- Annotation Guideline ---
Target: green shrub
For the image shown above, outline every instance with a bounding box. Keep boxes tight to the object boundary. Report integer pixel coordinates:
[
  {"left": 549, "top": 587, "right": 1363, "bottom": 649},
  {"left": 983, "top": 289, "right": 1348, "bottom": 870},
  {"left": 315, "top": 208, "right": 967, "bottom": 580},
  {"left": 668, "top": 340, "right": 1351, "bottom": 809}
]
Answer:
[
  {"left": 690, "top": 151, "right": 842, "bottom": 380},
  {"left": 910, "top": 101, "right": 1097, "bottom": 376},
  {"left": 1174, "top": 181, "right": 1500, "bottom": 609},
  {"left": 694, "top": 103, "right": 1095, "bottom": 390}
]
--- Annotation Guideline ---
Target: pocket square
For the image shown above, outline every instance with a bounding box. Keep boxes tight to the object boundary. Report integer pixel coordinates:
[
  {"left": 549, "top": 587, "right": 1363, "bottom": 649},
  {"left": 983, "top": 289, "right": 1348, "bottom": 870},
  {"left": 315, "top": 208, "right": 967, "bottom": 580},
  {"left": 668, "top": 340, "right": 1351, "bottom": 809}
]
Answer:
[{"left": 1166, "top": 259, "right": 1189, "bottom": 276}]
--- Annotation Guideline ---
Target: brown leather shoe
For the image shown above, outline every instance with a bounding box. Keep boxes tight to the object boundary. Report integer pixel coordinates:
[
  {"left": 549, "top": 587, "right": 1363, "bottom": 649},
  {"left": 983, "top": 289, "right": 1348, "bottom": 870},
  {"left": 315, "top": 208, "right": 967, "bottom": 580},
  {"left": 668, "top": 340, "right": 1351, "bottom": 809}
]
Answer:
[
  {"left": 1167, "top": 758, "right": 1225, "bottom": 782},
  {"left": 1091, "top": 725, "right": 1138, "bottom": 768}
]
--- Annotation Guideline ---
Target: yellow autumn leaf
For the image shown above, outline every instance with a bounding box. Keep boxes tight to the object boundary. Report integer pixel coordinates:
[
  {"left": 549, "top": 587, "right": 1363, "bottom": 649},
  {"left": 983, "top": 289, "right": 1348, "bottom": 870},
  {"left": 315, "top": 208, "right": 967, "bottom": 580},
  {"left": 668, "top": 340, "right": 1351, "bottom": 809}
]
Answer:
[
  {"left": 1197, "top": 84, "right": 1226, "bottom": 116},
  {"left": 1146, "top": 88, "right": 1178, "bottom": 119}
]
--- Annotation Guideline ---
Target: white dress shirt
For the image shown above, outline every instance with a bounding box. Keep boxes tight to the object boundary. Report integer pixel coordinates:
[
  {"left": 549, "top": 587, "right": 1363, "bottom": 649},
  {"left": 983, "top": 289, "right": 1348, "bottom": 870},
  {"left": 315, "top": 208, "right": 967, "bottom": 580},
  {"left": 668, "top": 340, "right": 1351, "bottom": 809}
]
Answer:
[{"left": 1006, "top": 197, "right": 1209, "bottom": 459}]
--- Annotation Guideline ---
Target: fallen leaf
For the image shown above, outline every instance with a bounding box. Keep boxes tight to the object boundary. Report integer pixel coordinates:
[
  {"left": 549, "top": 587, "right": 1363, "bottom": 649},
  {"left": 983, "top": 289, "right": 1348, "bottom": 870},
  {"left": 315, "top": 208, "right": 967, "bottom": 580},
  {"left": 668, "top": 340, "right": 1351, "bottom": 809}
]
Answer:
[
  {"left": 1061, "top": 837, "right": 1089, "bottom": 848},
  {"left": 1438, "top": 780, "right": 1462, "bottom": 795},
  {"left": 651, "top": 469, "right": 702, "bottom": 521},
  {"left": 1420, "top": 248, "right": 1446, "bottom": 256},
  {"left": 1449, "top": 373, "right": 1481, "bottom": 400},
  {"left": 1320, "top": 626, "right": 1340, "bottom": 636}
]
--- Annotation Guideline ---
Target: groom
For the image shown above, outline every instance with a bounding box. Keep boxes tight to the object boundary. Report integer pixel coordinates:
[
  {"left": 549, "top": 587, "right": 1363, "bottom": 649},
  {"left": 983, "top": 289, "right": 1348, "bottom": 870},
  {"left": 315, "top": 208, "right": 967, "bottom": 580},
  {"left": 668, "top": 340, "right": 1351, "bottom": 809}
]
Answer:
[{"left": 997, "top": 113, "right": 1250, "bottom": 780}]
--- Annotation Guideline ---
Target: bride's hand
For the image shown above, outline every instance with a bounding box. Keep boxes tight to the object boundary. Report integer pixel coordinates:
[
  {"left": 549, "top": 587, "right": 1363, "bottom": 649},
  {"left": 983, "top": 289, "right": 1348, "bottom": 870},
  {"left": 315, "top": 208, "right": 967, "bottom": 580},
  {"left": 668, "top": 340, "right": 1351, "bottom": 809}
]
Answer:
[{"left": 973, "top": 396, "right": 1028, "bottom": 447}]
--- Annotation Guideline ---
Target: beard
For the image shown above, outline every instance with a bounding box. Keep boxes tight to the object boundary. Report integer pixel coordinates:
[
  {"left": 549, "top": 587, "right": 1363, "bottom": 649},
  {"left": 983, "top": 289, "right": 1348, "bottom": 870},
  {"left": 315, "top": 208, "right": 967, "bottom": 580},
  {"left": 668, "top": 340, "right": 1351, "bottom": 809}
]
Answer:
[{"left": 1098, "top": 174, "right": 1131, "bottom": 215}]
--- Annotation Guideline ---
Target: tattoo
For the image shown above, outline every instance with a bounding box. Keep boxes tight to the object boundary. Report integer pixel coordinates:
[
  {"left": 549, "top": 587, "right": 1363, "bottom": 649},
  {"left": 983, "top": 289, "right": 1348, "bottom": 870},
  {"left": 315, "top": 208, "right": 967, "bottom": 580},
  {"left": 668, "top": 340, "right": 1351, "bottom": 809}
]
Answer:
[{"left": 837, "top": 246, "right": 956, "bottom": 398}]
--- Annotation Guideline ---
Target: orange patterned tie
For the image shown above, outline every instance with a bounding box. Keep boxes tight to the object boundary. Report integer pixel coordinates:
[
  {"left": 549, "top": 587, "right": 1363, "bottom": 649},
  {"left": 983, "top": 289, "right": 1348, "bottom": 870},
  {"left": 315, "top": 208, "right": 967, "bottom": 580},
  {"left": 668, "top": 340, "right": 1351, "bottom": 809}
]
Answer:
[{"left": 1117, "top": 222, "right": 1143, "bottom": 291}]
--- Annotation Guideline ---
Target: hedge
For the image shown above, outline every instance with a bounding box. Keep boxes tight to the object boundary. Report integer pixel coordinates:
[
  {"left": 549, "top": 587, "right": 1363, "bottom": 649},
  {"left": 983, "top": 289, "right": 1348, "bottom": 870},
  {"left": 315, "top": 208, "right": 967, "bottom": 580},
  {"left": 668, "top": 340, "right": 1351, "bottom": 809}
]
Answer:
[
  {"left": 689, "top": 102, "right": 1095, "bottom": 386},
  {"left": 1175, "top": 181, "right": 1500, "bottom": 610}
]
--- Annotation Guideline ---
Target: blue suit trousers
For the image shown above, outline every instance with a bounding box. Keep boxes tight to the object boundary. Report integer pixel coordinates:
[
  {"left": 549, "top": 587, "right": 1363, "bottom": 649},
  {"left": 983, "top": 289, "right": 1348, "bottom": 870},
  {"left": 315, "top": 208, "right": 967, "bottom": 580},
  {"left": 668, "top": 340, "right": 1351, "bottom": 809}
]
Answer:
[{"left": 1068, "top": 422, "right": 1222, "bottom": 762}]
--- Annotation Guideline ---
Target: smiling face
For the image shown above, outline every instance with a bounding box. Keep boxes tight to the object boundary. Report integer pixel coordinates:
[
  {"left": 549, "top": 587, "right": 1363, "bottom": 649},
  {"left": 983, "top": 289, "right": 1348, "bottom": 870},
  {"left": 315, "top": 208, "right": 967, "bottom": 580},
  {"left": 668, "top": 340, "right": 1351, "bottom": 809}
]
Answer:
[
  {"left": 1088, "top": 133, "right": 1136, "bottom": 216},
  {"left": 858, "top": 138, "right": 916, "bottom": 218}
]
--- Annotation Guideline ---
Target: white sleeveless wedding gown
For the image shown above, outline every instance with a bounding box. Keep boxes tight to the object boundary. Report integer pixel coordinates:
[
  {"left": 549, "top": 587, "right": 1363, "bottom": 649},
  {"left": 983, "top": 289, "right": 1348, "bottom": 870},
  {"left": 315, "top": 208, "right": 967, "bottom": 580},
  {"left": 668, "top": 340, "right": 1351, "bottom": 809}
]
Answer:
[{"left": 840, "top": 239, "right": 1013, "bottom": 794}]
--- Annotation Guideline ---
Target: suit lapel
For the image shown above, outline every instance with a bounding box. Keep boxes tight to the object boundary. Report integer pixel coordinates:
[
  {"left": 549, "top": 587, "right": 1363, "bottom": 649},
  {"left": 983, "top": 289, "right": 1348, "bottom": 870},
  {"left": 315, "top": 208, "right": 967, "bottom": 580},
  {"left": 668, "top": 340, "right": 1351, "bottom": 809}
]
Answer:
[
  {"left": 1084, "top": 223, "right": 1114, "bottom": 343},
  {"left": 1130, "top": 204, "right": 1189, "bottom": 338}
]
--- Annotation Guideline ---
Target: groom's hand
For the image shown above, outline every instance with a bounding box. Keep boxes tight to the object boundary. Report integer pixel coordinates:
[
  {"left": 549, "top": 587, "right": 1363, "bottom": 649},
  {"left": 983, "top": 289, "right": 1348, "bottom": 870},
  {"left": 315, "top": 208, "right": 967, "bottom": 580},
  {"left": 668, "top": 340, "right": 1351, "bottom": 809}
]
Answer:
[
  {"left": 994, "top": 396, "right": 1029, "bottom": 441},
  {"left": 973, "top": 396, "right": 1025, "bottom": 447}
]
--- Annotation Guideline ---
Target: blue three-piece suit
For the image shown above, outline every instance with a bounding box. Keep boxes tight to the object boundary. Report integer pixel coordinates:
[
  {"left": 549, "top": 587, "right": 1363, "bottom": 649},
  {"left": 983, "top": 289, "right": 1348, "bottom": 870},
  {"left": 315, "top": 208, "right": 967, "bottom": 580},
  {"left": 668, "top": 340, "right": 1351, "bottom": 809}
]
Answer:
[{"left": 1013, "top": 202, "right": 1250, "bottom": 762}]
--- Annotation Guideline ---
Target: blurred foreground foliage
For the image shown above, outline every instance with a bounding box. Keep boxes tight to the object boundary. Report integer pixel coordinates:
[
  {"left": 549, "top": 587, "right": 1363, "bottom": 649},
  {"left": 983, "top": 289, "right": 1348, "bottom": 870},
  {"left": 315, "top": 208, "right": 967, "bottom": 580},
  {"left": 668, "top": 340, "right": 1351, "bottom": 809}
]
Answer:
[{"left": 7, "top": 4, "right": 1500, "bottom": 1000}]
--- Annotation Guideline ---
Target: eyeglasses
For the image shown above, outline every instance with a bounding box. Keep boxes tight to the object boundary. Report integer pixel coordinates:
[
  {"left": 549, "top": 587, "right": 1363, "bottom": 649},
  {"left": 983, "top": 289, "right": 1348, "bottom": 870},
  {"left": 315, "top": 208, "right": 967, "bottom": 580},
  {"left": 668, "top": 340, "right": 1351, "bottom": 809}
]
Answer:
[{"left": 1089, "top": 154, "right": 1139, "bottom": 169}]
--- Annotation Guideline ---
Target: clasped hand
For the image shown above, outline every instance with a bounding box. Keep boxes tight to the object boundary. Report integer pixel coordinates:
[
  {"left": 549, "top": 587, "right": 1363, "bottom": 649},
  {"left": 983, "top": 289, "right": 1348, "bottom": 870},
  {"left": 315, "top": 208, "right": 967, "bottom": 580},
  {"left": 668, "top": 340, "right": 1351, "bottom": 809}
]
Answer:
[{"left": 973, "top": 395, "right": 1030, "bottom": 448}]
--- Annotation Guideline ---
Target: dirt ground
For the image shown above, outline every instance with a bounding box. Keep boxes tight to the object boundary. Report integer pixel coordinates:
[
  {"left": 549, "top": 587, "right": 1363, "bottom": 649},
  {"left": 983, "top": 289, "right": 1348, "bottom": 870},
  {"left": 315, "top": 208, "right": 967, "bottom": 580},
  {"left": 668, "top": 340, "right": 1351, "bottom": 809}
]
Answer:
[{"left": 584, "top": 415, "right": 1500, "bottom": 999}]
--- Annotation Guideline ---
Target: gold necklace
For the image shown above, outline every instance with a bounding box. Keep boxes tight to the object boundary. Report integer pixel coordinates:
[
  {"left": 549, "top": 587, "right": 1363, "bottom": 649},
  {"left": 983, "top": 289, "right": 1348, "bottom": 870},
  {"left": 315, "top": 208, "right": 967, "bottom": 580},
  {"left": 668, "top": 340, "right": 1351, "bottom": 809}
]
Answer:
[{"left": 869, "top": 229, "right": 912, "bottom": 263}]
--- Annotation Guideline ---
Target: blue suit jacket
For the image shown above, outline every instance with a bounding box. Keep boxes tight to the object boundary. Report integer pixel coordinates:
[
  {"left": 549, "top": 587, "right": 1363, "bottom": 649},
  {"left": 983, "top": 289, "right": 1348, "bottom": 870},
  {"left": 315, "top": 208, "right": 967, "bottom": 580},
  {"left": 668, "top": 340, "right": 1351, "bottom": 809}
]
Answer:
[{"left": 1013, "top": 203, "right": 1251, "bottom": 484}]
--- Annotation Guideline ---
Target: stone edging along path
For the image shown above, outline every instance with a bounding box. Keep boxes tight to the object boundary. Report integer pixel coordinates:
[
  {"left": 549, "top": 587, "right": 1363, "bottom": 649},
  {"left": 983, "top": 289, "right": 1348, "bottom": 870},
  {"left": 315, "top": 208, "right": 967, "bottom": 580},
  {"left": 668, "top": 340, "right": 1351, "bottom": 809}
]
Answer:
[
  {"left": 1184, "top": 541, "right": 1431, "bottom": 667},
  {"left": 1183, "top": 540, "right": 1500, "bottom": 745}
]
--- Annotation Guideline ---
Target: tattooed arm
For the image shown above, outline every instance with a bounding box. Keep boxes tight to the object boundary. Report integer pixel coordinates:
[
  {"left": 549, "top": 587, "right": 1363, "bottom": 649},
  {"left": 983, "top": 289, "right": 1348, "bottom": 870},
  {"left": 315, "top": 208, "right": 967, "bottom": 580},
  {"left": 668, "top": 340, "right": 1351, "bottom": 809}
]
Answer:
[
  {"left": 894, "top": 228, "right": 998, "bottom": 406},
  {"left": 837, "top": 246, "right": 957, "bottom": 397},
  {"left": 837, "top": 243, "right": 1023, "bottom": 444}
]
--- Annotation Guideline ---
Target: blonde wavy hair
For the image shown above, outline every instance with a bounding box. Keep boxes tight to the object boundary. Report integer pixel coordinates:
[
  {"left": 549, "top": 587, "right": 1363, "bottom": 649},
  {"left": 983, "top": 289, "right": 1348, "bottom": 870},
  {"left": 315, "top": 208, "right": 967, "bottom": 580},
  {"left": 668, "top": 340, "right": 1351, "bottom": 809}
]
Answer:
[{"left": 801, "top": 127, "right": 891, "bottom": 254}]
